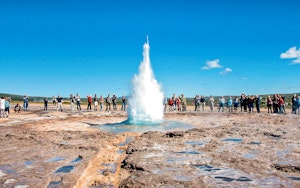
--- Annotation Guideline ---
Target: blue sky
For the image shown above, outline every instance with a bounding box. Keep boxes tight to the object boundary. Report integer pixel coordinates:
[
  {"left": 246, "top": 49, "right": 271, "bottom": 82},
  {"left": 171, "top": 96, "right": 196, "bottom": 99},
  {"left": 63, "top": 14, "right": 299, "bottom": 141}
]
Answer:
[{"left": 0, "top": 0, "right": 299, "bottom": 98}]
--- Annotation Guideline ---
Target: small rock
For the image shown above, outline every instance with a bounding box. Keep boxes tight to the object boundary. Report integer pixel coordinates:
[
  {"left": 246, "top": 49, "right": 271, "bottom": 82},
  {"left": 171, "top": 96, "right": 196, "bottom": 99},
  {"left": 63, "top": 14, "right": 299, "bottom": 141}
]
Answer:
[
  {"left": 109, "top": 176, "right": 115, "bottom": 182},
  {"left": 5, "top": 179, "right": 17, "bottom": 184},
  {"left": 103, "top": 171, "right": 110, "bottom": 176},
  {"left": 14, "top": 185, "right": 29, "bottom": 188},
  {"left": 0, "top": 170, "right": 7, "bottom": 178}
]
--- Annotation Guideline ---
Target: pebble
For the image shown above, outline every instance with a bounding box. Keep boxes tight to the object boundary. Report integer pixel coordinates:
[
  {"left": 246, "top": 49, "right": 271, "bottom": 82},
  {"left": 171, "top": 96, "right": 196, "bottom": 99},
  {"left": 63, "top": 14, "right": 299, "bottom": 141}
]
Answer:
[
  {"left": 0, "top": 170, "right": 7, "bottom": 178},
  {"left": 5, "top": 178, "right": 17, "bottom": 184},
  {"left": 14, "top": 185, "right": 29, "bottom": 188}
]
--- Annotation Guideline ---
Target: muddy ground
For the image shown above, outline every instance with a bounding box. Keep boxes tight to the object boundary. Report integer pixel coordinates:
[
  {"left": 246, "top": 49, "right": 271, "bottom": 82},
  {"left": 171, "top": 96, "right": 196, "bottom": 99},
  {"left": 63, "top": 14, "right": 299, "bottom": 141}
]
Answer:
[{"left": 0, "top": 105, "right": 299, "bottom": 187}]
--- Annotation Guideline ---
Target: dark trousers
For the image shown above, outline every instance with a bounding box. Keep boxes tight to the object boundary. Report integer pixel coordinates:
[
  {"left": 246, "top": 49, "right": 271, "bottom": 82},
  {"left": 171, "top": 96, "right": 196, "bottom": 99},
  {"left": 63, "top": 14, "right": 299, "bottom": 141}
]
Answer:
[{"left": 87, "top": 102, "right": 92, "bottom": 110}]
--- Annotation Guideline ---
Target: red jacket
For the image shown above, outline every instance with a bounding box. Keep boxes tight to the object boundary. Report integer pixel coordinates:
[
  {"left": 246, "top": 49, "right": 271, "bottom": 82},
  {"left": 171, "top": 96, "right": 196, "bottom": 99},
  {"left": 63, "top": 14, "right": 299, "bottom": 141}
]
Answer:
[{"left": 278, "top": 98, "right": 284, "bottom": 106}]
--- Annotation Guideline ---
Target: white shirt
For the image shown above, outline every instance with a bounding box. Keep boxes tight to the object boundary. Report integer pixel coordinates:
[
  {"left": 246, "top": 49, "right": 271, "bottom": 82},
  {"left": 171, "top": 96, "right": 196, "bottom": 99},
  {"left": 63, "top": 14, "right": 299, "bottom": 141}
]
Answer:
[{"left": 0, "top": 99, "right": 5, "bottom": 110}]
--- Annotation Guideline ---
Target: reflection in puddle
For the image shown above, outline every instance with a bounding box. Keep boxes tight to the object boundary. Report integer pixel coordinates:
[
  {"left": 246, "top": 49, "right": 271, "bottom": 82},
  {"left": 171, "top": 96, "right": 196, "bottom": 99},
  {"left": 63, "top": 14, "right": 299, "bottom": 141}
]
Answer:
[
  {"left": 185, "top": 141, "right": 204, "bottom": 146},
  {"left": 46, "top": 157, "right": 65, "bottom": 163},
  {"left": 288, "top": 177, "right": 300, "bottom": 181},
  {"left": 174, "top": 151, "right": 201, "bottom": 155},
  {"left": 215, "top": 176, "right": 235, "bottom": 182},
  {"left": 101, "top": 163, "right": 117, "bottom": 174},
  {"left": 24, "top": 161, "right": 34, "bottom": 166},
  {"left": 47, "top": 180, "right": 62, "bottom": 188},
  {"left": 0, "top": 164, "right": 16, "bottom": 175},
  {"left": 119, "top": 137, "right": 135, "bottom": 147},
  {"left": 236, "top": 177, "right": 252, "bottom": 182},
  {"left": 55, "top": 165, "right": 74, "bottom": 173},
  {"left": 71, "top": 156, "right": 82, "bottom": 163},
  {"left": 192, "top": 164, "right": 221, "bottom": 172},
  {"left": 243, "top": 152, "right": 257, "bottom": 159},
  {"left": 249, "top": 141, "right": 261, "bottom": 145},
  {"left": 222, "top": 138, "right": 243, "bottom": 143},
  {"left": 215, "top": 176, "right": 252, "bottom": 182}
]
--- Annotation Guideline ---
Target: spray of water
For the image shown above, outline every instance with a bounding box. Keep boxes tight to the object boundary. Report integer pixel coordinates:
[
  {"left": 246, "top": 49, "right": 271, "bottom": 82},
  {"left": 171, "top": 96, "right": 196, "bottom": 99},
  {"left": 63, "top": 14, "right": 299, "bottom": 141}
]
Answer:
[{"left": 127, "top": 36, "right": 164, "bottom": 125}]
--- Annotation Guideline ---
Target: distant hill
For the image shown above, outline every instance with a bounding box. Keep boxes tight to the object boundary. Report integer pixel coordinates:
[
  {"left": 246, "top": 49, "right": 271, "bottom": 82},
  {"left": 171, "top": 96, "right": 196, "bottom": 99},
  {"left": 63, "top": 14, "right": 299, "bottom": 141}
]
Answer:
[{"left": 0, "top": 93, "right": 69, "bottom": 102}]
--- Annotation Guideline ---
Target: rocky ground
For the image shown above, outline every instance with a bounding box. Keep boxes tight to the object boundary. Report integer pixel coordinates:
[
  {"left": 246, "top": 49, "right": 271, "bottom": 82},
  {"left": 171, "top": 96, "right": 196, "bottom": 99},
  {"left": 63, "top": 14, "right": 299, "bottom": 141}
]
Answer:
[{"left": 0, "top": 104, "right": 299, "bottom": 187}]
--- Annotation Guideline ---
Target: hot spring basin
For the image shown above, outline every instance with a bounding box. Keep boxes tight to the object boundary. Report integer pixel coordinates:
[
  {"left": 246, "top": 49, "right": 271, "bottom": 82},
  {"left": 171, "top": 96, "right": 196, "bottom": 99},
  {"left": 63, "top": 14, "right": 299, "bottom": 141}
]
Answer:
[{"left": 92, "top": 120, "right": 194, "bottom": 134}]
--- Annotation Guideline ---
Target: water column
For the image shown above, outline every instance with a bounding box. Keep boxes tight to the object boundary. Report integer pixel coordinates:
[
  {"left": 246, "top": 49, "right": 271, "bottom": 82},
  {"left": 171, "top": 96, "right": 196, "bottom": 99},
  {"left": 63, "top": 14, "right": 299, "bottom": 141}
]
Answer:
[{"left": 127, "top": 36, "right": 164, "bottom": 125}]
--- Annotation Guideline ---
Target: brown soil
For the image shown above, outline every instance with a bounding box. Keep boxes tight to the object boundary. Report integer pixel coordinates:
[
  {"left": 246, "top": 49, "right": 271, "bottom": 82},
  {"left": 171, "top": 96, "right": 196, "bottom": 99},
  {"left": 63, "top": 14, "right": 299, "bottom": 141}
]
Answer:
[{"left": 0, "top": 104, "right": 299, "bottom": 187}]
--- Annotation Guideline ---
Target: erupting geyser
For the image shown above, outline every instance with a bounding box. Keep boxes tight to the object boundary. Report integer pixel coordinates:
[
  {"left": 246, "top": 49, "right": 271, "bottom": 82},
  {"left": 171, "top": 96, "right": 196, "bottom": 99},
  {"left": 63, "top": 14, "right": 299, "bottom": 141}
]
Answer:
[{"left": 127, "top": 36, "right": 164, "bottom": 125}]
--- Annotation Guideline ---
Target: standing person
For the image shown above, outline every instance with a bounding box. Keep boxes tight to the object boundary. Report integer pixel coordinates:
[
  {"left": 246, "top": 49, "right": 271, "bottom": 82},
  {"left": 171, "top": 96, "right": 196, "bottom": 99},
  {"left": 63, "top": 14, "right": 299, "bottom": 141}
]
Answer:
[
  {"left": 23, "top": 95, "right": 29, "bottom": 111},
  {"left": 76, "top": 93, "right": 81, "bottom": 111},
  {"left": 168, "top": 97, "right": 174, "bottom": 111},
  {"left": 194, "top": 95, "right": 200, "bottom": 111},
  {"left": 70, "top": 94, "right": 75, "bottom": 111},
  {"left": 255, "top": 95, "right": 261, "bottom": 113},
  {"left": 267, "top": 95, "right": 273, "bottom": 113},
  {"left": 163, "top": 96, "right": 168, "bottom": 112},
  {"left": 233, "top": 97, "right": 239, "bottom": 112},
  {"left": 278, "top": 95, "right": 284, "bottom": 114},
  {"left": 57, "top": 95, "right": 63, "bottom": 112},
  {"left": 44, "top": 98, "right": 48, "bottom": 111},
  {"left": 248, "top": 96, "right": 254, "bottom": 113},
  {"left": 240, "top": 93, "right": 245, "bottom": 112},
  {"left": 94, "top": 94, "right": 98, "bottom": 111},
  {"left": 281, "top": 95, "right": 286, "bottom": 114},
  {"left": 291, "top": 94, "right": 297, "bottom": 114},
  {"left": 172, "top": 94, "right": 177, "bottom": 111},
  {"left": 272, "top": 94, "right": 279, "bottom": 113},
  {"left": 243, "top": 96, "right": 248, "bottom": 112},
  {"left": 227, "top": 97, "right": 233, "bottom": 113},
  {"left": 4, "top": 97, "right": 10, "bottom": 118},
  {"left": 218, "top": 96, "right": 225, "bottom": 112},
  {"left": 296, "top": 96, "right": 300, "bottom": 115},
  {"left": 0, "top": 97, "right": 5, "bottom": 118},
  {"left": 193, "top": 95, "right": 197, "bottom": 111},
  {"left": 181, "top": 94, "right": 187, "bottom": 112},
  {"left": 87, "top": 94, "right": 92, "bottom": 110},
  {"left": 52, "top": 96, "right": 57, "bottom": 106},
  {"left": 176, "top": 97, "right": 182, "bottom": 111},
  {"left": 106, "top": 94, "right": 112, "bottom": 112},
  {"left": 200, "top": 96, "right": 206, "bottom": 112},
  {"left": 112, "top": 94, "right": 117, "bottom": 110},
  {"left": 121, "top": 96, "right": 126, "bottom": 111},
  {"left": 209, "top": 95, "right": 214, "bottom": 112},
  {"left": 99, "top": 95, "right": 104, "bottom": 111}
]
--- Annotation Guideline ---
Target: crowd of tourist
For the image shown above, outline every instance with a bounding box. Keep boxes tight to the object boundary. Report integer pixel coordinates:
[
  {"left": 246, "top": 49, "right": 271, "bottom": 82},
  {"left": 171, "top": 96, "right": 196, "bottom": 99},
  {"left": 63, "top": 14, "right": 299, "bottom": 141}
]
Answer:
[
  {"left": 166, "top": 93, "right": 300, "bottom": 115},
  {"left": 49, "top": 93, "right": 125, "bottom": 113},
  {"left": 0, "top": 92, "right": 300, "bottom": 118},
  {"left": 0, "top": 97, "right": 11, "bottom": 118}
]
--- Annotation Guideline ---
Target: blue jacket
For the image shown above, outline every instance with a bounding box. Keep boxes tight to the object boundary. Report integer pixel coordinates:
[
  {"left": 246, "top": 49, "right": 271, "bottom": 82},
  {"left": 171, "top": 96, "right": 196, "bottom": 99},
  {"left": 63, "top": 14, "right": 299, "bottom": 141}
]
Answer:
[
  {"left": 227, "top": 99, "right": 233, "bottom": 106},
  {"left": 5, "top": 101, "right": 10, "bottom": 108},
  {"left": 296, "top": 98, "right": 300, "bottom": 106}
]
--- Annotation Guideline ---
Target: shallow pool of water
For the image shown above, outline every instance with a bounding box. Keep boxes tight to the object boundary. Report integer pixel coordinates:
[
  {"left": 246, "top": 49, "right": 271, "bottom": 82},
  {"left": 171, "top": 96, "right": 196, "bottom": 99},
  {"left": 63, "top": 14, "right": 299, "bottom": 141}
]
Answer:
[
  {"left": 185, "top": 141, "right": 205, "bottom": 146},
  {"left": 45, "top": 157, "right": 65, "bottom": 163},
  {"left": 222, "top": 138, "right": 243, "bottom": 143},
  {"left": 55, "top": 165, "right": 74, "bottom": 173},
  {"left": 47, "top": 180, "right": 62, "bottom": 188},
  {"left": 92, "top": 120, "right": 194, "bottom": 134}
]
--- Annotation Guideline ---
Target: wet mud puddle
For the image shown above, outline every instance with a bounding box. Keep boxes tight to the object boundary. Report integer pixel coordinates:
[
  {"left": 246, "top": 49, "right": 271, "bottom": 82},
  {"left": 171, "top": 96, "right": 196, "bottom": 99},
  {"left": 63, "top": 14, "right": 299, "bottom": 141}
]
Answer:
[
  {"left": 120, "top": 130, "right": 300, "bottom": 187},
  {"left": 0, "top": 156, "right": 83, "bottom": 188}
]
